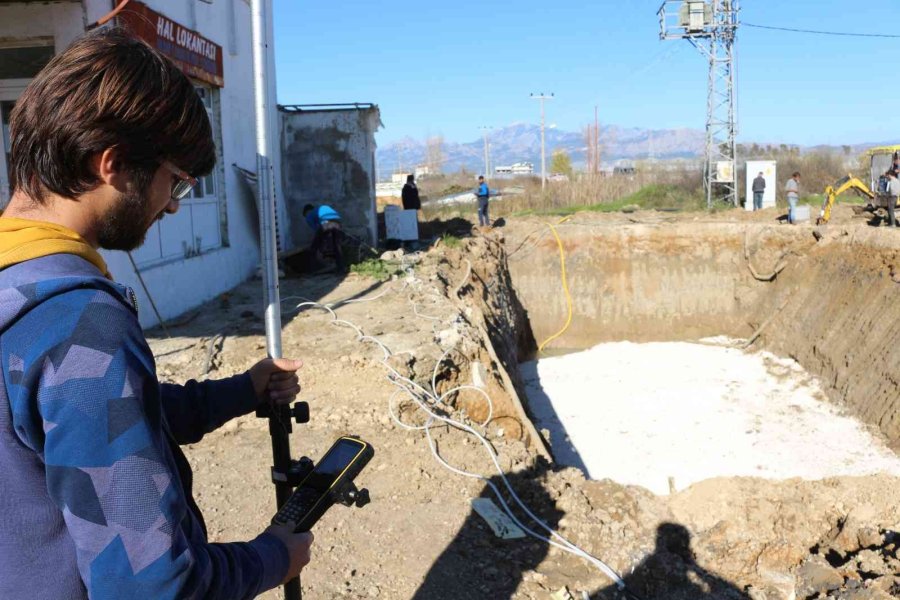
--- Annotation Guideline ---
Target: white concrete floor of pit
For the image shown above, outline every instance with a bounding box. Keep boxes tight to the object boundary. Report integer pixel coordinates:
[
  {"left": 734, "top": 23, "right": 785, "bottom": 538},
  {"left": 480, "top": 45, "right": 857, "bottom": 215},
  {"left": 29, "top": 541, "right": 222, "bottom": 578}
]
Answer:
[{"left": 521, "top": 340, "right": 900, "bottom": 495}]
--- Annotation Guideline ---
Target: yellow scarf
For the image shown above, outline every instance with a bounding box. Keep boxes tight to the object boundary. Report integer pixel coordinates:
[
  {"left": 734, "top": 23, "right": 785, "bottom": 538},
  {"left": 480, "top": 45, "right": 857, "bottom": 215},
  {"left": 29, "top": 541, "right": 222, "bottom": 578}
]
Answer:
[{"left": 0, "top": 217, "right": 112, "bottom": 279}]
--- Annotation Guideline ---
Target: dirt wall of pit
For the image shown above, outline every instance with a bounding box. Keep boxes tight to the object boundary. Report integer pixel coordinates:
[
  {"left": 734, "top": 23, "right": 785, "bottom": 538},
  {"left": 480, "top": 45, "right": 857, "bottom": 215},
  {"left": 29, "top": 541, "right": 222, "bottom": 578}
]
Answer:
[{"left": 504, "top": 216, "right": 900, "bottom": 444}]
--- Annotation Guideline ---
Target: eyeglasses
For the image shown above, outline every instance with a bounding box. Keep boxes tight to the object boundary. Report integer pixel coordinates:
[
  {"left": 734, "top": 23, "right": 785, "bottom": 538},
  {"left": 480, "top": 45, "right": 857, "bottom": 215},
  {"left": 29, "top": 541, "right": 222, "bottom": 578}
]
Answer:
[{"left": 161, "top": 160, "right": 198, "bottom": 201}]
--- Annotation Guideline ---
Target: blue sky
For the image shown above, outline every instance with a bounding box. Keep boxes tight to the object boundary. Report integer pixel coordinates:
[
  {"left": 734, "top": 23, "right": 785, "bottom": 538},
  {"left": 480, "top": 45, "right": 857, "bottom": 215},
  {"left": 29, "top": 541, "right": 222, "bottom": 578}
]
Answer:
[{"left": 273, "top": 1, "right": 899, "bottom": 147}]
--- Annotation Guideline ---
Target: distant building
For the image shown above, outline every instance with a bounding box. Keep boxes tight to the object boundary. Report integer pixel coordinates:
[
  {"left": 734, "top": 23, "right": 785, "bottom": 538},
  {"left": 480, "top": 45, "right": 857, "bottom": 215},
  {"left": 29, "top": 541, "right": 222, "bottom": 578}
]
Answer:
[
  {"left": 414, "top": 165, "right": 433, "bottom": 179},
  {"left": 494, "top": 162, "right": 534, "bottom": 177}
]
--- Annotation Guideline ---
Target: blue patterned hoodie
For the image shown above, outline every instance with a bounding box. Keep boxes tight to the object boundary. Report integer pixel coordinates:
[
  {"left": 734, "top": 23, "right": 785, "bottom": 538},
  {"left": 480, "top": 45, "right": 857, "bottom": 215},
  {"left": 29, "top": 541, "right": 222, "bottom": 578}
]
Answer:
[{"left": 0, "top": 254, "right": 288, "bottom": 599}]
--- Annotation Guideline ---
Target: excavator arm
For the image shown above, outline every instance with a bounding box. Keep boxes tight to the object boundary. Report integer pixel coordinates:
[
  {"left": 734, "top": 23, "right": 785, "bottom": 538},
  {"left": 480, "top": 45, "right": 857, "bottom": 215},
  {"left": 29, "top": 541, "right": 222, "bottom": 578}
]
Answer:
[{"left": 817, "top": 175, "right": 875, "bottom": 225}]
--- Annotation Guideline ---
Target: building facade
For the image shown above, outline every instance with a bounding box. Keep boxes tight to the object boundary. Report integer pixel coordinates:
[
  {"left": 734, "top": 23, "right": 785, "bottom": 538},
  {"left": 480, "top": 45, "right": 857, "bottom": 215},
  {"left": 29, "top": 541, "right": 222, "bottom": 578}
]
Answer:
[{"left": 0, "top": 0, "right": 270, "bottom": 327}]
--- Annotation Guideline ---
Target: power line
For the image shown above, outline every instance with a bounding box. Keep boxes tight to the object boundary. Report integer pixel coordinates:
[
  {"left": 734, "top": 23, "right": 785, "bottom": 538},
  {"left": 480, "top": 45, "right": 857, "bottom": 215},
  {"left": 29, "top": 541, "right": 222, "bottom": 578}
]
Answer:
[{"left": 743, "top": 22, "right": 900, "bottom": 39}]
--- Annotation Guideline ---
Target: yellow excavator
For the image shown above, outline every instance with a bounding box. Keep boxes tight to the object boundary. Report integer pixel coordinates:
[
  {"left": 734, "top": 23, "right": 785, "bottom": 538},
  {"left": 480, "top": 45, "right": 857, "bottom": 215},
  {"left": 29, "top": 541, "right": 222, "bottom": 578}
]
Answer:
[
  {"left": 817, "top": 146, "right": 900, "bottom": 225},
  {"left": 816, "top": 175, "right": 874, "bottom": 224}
]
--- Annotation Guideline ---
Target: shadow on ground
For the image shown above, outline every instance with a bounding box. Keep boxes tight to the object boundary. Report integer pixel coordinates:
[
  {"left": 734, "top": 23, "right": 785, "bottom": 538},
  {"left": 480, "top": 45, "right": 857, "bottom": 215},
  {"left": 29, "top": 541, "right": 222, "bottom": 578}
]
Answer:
[
  {"left": 517, "top": 359, "right": 591, "bottom": 477},
  {"left": 418, "top": 216, "right": 474, "bottom": 240},
  {"left": 412, "top": 459, "right": 559, "bottom": 600},
  {"left": 594, "top": 523, "right": 750, "bottom": 600},
  {"left": 144, "top": 257, "right": 358, "bottom": 346}
]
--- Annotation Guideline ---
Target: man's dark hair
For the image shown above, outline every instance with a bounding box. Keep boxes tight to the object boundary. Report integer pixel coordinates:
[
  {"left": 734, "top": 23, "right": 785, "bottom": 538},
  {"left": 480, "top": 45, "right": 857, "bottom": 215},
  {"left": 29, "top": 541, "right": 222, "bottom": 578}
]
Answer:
[
  {"left": 478, "top": 175, "right": 484, "bottom": 180},
  {"left": 9, "top": 26, "right": 215, "bottom": 202},
  {"left": 406, "top": 174, "right": 414, "bottom": 183},
  {"left": 793, "top": 171, "right": 801, "bottom": 178},
  {"left": 303, "top": 204, "right": 315, "bottom": 215}
]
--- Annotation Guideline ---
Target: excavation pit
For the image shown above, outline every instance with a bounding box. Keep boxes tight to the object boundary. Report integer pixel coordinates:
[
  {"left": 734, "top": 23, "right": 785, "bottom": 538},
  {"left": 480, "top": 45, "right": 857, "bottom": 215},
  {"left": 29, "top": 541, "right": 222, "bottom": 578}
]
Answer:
[
  {"left": 521, "top": 340, "right": 900, "bottom": 495},
  {"left": 506, "top": 215, "right": 900, "bottom": 491}
]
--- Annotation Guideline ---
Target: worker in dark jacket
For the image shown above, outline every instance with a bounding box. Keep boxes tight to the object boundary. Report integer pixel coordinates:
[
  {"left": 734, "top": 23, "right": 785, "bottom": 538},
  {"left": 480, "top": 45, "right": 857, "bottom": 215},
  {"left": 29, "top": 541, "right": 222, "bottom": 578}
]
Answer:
[
  {"left": 303, "top": 203, "right": 345, "bottom": 272},
  {"left": 752, "top": 172, "right": 766, "bottom": 211},
  {"left": 401, "top": 174, "right": 421, "bottom": 210}
]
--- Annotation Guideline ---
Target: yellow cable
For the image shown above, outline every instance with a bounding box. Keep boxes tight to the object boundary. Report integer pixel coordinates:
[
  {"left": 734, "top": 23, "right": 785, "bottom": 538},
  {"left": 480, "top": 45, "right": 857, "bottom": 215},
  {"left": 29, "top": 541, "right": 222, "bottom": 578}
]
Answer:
[{"left": 537, "top": 216, "right": 574, "bottom": 354}]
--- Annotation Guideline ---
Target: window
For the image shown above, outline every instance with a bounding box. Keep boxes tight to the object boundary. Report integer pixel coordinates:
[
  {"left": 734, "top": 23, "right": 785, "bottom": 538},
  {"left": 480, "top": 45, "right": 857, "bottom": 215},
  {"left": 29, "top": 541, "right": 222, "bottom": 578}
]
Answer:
[
  {"left": 131, "top": 84, "right": 226, "bottom": 267},
  {"left": 0, "top": 45, "right": 54, "bottom": 80}
]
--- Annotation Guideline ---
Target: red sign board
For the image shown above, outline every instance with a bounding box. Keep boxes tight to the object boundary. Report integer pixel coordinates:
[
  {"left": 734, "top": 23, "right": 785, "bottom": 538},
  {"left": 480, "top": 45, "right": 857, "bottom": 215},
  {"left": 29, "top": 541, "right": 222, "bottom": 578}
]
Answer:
[{"left": 118, "top": 2, "right": 224, "bottom": 87}]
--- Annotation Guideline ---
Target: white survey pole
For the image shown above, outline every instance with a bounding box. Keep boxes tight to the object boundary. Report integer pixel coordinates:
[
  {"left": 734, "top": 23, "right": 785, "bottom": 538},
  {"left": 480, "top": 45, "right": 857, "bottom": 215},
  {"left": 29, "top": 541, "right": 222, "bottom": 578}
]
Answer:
[
  {"left": 251, "top": 3, "right": 301, "bottom": 600},
  {"left": 251, "top": 0, "right": 282, "bottom": 360}
]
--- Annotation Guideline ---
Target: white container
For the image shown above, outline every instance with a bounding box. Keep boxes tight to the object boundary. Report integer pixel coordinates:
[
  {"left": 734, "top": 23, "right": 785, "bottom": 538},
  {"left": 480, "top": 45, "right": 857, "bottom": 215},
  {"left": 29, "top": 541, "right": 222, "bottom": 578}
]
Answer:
[
  {"left": 793, "top": 204, "right": 810, "bottom": 223},
  {"left": 745, "top": 160, "right": 777, "bottom": 211}
]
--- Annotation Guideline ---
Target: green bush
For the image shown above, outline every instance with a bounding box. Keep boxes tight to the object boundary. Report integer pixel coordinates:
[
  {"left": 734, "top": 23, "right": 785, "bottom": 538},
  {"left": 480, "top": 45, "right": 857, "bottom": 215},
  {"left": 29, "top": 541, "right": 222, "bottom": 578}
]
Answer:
[
  {"left": 512, "top": 183, "right": 706, "bottom": 217},
  {"left": 350, "top": 259, "right": 400, "bottom": 281}
]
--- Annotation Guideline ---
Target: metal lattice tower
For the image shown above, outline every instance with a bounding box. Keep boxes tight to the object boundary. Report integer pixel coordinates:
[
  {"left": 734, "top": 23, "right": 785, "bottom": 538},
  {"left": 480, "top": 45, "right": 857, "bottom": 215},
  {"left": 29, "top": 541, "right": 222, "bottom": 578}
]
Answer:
[{"left": 659, "top": 0, "right": 739, "bottom": 208}]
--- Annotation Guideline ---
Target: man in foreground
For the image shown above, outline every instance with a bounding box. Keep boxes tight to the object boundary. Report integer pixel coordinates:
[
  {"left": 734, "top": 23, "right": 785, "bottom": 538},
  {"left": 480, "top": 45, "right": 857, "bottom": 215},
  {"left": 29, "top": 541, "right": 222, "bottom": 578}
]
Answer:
[{"left": 0, "top": 28, "right": 312, "bottom": 599}]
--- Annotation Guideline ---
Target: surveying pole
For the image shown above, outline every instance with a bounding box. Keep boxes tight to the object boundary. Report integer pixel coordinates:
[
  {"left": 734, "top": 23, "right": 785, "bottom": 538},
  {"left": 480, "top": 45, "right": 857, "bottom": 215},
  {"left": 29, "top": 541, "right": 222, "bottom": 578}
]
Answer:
[
  {"left": 658, "top": 0, "right": 739, "bottom": 208},
  {"left": 251, "top": 1, "right": 305, "bottom": 599},
  {"left": 478, "top": 126, "right": 493, "bottom": 177},
  {"left": 530, "top": 93, "right": 554, "bottom": 190}
]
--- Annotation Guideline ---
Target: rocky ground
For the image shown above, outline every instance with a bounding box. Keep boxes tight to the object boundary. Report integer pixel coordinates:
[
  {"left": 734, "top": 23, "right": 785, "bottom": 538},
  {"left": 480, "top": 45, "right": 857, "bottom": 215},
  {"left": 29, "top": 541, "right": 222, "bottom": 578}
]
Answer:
[{"left": 149, "top": 218, "right": 900, "bottom": 600}]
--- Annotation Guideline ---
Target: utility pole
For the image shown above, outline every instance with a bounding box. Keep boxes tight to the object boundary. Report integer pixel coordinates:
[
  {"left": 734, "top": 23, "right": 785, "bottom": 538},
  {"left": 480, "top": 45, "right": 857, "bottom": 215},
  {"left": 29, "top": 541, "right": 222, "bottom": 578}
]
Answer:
[
  {"left": 659, "top": 0, "right": 739, "bottom": 208},
  {"left": 478, "top": 126, "right": 493, "bottom": 177},
  {"left": 530, "top": 92, "right": 554, "bottom": 190}
]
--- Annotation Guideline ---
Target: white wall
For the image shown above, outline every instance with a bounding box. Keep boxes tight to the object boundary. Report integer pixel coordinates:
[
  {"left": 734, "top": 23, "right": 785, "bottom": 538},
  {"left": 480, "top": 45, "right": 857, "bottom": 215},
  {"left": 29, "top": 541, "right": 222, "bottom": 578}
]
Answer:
[
  {"left": 1, "top": 0, "right": 263, "bottom": 328},
  {"left": 102, "top": 0, "right": 262, "bottom": 328}
]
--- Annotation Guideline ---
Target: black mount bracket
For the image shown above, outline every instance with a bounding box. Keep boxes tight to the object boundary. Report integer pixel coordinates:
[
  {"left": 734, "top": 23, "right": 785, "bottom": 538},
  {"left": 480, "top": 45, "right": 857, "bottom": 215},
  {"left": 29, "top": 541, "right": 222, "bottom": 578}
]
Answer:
[
  {"left": 334, "top": 482, "right": 371, "bottom": 508},
  {"left": 256, "top": 401, "right": 310, "bottom": 433}
]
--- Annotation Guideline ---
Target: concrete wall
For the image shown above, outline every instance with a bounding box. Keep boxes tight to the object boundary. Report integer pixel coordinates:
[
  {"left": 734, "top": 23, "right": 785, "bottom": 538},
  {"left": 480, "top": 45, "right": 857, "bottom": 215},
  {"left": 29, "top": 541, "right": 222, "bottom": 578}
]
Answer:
[
  {"left": 279, "top": 106, "right": 381, "bottom": 249},
  {"left": 0, "top": 0, "right": 263, "bottom": 328}
]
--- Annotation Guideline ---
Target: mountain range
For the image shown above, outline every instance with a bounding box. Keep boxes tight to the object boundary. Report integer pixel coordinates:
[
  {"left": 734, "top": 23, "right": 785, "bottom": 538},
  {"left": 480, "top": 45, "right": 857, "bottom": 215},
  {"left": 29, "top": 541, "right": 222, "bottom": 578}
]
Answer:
[
  {"left": 377, "top": 123, "right": 707, "bottom": 178},
  {"left": 376, "top": 123, "right": 895, "bottom": 178}
]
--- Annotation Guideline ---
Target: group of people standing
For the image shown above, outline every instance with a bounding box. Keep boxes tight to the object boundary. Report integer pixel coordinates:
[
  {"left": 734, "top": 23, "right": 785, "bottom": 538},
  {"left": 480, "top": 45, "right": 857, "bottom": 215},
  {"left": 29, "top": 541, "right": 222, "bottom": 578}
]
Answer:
[{"left": 403, "top": 173, "right": 493, "bottom": 228}]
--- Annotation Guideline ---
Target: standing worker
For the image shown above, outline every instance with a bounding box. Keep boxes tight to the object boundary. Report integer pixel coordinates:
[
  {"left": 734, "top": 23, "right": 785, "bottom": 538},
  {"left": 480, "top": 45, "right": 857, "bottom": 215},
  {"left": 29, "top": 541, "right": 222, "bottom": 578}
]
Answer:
[
  {"left": 752, "top": 171, "right": 766, "bottom": 211},
  {"left": 888, "top": 171, "right": 900, "bottom": 227},
  {"left": 0, "top": 28, "right": 313, "bottom": 599},
  {"left": 785, "top": 171, "right": 801, "bottom": 224},
  {"left": 889, "top": 154, "right": 900, "bottom": 178},
  {"left": 401, "top": 174, "right": 421, "bottom": 211},
  {"left": 303, "top": 203, "right": 345, "bottom": 272},
  {"left": 476, "top": 175, "right": 491, "bottom": 228}
]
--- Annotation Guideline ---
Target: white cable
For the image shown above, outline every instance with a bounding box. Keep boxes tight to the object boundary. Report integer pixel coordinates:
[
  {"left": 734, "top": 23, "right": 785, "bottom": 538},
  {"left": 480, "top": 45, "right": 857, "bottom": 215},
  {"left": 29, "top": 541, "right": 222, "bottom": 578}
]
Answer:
[
  {"left": 397, "top": 379, "right": 625, "bottom": 588},
  {"left": 289, "top": 295, "right": 629, "bottom": 590}
]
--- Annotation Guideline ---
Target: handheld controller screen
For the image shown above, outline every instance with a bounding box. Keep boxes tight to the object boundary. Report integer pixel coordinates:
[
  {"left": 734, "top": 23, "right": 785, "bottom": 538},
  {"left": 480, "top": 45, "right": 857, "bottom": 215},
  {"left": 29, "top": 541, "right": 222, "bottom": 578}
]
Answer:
[{"left": 272, "top": 436, "right": 373, "bottom": 532}]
